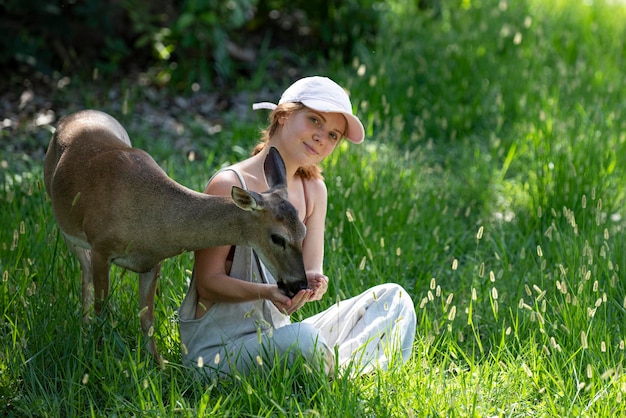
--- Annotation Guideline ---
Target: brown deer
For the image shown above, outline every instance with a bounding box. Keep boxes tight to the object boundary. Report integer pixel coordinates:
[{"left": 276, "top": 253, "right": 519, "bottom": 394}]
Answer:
[{"left": 43, "top": 109, "right": 308, "bottom": 363}]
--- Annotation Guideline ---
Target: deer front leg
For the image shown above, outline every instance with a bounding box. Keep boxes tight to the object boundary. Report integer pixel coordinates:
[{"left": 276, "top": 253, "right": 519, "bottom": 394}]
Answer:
[{"left": 138, "top": 264, "right": 161, "bottom": 364}]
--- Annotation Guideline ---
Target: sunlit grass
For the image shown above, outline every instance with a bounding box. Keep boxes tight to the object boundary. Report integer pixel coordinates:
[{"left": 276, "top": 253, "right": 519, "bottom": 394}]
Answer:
[{"left": 3, "top": 0, "right": 626, "bottom": 415}]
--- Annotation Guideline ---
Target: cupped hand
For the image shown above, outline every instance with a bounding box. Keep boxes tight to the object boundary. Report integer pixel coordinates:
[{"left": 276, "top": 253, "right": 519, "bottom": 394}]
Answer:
[
  {"left": 270, "top": 286, "right": 314, "bottom": 316},
  {"left": 307, "top": 272, "right": 329, "bottom": 301},
  {"left": 269, "top": 273, "right": 328, "bottom": 315}
]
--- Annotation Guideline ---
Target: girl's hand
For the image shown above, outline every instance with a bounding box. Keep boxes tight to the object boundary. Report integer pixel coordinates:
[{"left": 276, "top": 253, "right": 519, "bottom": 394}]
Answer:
[
  {"left": 270, "top": 273, "right": 328, "bottom": 315},
  {"left": 307, "top": 272, "right": 329, "bottom": 301},
  {"left": 270, "top": 285, "right": 314, "bottom": 316}
]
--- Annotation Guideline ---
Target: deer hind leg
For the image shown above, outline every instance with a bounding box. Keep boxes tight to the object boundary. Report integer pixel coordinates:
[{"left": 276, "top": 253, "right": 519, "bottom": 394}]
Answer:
[
  {"left": 91, "top": 250, "right": 111, "bottom": 316},
  {"left": 61, "top": 233, "right": 94, "bottom": 322},
  {"left": 77, "top": 248, "right": 94, "bottom": 322},
  {"left": 138, "top": 264, "right": 161, "bottom": 363}
]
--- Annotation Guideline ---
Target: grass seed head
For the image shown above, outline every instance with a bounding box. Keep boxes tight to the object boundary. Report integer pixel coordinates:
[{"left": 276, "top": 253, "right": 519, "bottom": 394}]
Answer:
[
  {"left": 138, "top": 306, "right": 149, "bottom": 318},
  {"left": 448, "top": 305, "right": 456, "bottom": 321}
]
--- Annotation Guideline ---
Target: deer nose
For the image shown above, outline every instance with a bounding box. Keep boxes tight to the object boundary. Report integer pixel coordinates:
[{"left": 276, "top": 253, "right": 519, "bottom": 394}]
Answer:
[{"left": 277, "top": 278, "right": 309, "bottom": 299}]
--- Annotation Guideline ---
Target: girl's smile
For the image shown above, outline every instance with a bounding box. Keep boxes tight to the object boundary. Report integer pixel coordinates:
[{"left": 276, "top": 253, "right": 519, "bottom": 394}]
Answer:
[{"left": 303, "top": 141, "right": 319, "bottom": 156}]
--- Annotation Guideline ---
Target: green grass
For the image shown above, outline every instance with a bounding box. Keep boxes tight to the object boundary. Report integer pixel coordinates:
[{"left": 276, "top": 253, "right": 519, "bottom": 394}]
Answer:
[{"left": 3, "top": 0, "right": 626, "bottom": 415}]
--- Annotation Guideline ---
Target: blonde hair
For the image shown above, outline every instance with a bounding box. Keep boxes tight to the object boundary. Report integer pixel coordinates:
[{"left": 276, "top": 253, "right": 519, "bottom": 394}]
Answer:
[{"left": 251, "top": 102, "right": 323, "bottom": 180}]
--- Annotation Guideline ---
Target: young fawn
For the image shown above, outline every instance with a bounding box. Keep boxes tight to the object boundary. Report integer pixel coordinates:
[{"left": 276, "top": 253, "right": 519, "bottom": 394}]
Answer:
[{"left": 44, "top": 110, "right": 308, "bottom": 363}]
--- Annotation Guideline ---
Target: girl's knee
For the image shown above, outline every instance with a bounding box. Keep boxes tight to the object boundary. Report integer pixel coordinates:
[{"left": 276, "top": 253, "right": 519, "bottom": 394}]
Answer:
[{"left": 371, "top": 283, "right": 411, "bottom": 303}]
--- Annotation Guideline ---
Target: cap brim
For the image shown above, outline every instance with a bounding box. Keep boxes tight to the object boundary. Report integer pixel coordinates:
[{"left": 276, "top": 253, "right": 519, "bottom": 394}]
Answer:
[{"left": 301, "top": 99, "right": 365, "bottom": 144}]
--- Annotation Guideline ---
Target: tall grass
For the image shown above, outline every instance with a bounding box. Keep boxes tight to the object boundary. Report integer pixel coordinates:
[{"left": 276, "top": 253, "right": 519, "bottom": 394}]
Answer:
[{"left": 2, "top": 0, "right": 626, "bottom": 415}]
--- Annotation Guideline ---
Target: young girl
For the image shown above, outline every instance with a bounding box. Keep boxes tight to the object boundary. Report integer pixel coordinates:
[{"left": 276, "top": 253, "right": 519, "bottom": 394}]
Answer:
[{"left": 178, "top": 76, "right": 416, "bottom": 377}]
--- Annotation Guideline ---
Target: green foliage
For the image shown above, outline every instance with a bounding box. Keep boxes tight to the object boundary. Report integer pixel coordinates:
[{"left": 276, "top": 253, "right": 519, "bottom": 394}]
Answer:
[
  {"left": 3, "top": 0, "right": 626, "bottom": 416},
  {"left": 146, "top": 0, "right": 386, "bottom": 90},
  {"left": 0, "top": 0, "right": 143, "bottom": 78},
  {"left": 1, "top": 0, "right": 388, "bottom": 91},
  {"left": 149, "top": 0, "right": 258, "bottom": 89},
  {"left": 254, "top": 0, "right": 385, "bottom": 58}
]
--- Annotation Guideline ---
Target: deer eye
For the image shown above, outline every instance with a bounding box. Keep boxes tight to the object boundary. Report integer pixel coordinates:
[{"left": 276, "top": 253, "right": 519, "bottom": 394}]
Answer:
[{"left": 271, "top": 234, "right": 286, "bottom": 249}]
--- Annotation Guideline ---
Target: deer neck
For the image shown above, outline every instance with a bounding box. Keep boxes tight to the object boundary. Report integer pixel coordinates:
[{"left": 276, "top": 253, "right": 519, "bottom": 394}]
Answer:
[{"left": 156, "top": 191, "right": 251, "bottom": 253}]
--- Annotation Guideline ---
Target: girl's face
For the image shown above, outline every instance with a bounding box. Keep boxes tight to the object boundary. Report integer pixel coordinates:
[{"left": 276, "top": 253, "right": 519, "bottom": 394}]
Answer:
[{"left": 276, "top": 108, "right": 347, "bottom": 166}]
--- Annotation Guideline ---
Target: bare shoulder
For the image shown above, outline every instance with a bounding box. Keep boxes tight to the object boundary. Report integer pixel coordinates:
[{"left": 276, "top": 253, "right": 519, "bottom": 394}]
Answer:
[
  {"left": 303, "top": 177, "right": 328, "bottom": 207},
  {"left": 301, "top": 177, "right": 328, "bottom": 226},
  {"left": 204, "top": 169, "right": 243, "bottom": 195}
]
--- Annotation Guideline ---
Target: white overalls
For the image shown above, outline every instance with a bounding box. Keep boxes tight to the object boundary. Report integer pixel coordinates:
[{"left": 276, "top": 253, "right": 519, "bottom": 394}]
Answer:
[{"left": 178, "top": 168, "right": 416, "bottom": 378}]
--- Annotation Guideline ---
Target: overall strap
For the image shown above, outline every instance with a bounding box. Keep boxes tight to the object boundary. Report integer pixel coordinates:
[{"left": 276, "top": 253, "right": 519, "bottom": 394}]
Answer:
[
  {"left": 207, "top": 166, "right": 247, "bottom": 190},
  {"left": 209, "top": 166, "right": 269, "bottom": 284}
]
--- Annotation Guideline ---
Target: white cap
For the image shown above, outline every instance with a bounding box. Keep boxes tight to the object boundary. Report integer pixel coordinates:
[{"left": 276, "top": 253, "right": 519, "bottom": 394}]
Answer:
[{"left": 253, "top": 76, "right": 365, "bottom": 144}]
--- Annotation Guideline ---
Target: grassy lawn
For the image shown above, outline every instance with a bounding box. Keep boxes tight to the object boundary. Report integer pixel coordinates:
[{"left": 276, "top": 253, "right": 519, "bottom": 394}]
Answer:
[{"left": 2, "top": 0, "right": 626, "bottom": 416}]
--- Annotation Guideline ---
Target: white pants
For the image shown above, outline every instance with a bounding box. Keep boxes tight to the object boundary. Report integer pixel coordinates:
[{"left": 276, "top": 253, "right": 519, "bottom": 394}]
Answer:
[{"left": 304, "top": 283, "right": 416, "bottom": 374}]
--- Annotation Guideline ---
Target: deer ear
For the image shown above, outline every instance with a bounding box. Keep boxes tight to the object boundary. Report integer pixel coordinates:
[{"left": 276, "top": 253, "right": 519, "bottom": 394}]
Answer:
[
  {"left": 231, "top": 186, "right": 263, "bottom": 211},
  {"left": 264, "top": 147, "right": 287, "bottom": 190}
]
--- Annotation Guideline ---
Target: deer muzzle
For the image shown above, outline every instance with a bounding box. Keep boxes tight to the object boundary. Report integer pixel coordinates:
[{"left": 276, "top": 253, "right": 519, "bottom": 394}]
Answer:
[{"left": 277, "top": 278, "right": 310, "bottom": 299}]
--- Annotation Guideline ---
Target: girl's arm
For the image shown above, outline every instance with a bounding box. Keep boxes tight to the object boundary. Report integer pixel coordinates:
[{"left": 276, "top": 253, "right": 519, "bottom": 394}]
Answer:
[{"left": 300, "top": 178, "right": 330, "bottom": 301}]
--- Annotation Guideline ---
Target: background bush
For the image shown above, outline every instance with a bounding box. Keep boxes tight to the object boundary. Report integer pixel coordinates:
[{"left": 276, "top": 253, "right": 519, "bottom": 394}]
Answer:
[{"left": 1, "top": 0, "right": 384, "bottom": 90}]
